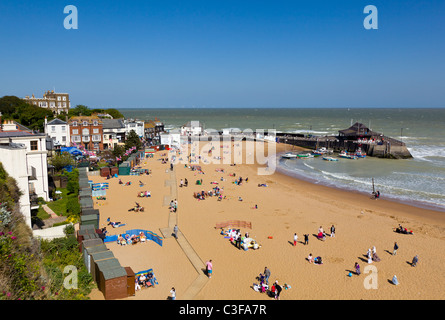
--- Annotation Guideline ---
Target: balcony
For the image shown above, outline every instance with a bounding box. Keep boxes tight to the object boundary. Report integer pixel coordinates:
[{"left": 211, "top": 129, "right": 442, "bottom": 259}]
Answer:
[{"left": 82, "top": 136, "right": 90, "bottom": 142}]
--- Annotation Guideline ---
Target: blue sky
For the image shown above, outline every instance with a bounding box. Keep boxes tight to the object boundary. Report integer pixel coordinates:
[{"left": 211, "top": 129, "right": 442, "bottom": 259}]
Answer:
[{"left": 0, "top": 0, "right": 444, "bottom": 108}]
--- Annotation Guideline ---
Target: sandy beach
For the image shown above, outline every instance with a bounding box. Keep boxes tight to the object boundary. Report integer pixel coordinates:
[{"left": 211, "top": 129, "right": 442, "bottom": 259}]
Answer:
[{"left": 88, "top": 140, "right": 445, "bottom": 300}]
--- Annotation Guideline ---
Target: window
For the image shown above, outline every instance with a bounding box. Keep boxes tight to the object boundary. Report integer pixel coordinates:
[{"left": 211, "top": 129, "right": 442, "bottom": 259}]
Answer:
[
  {"left": 72, "top": 121, "right": 78, "bottom": 127},
  {"left": 58, "top": 102, "right": 62, "bottom": 107},
  {"left": 73, "top": 136, "right": 81, "bottom": 142},
  {"left": 63, "top": 96, "right": 66, "bottom": 101},
  {"left": 30, "top": 140, "right": 38, "bottom": 151},
  {"left": 92, "top": 135, "right": 101, "bottom": 142},
  {"left": 82, "top": 128, "right": 89, "bottom": 135},
  {"left": 93, "top": 121, "right": 99, "bottom": 126},
  {"left": 72, "top": 129, "right": 78, "bottom": 134},
  {"left": 83, "top": 121, "right": 88, "bottom": 126},
  {"left": 62, "top": 136, "right": 66, "bottom": 142},
  {"left": 50, "top": 102, "right": 55, "bottom": 107},
  {"left": 57, "top": 96, "right": 61, "bottom": 101},
  {"left": 93, "top": 128, "right": 99, "bottom": 134},
  {"left": 62, "top": 126, "right": 66, "bottom": 132},
  {"left": 63, "top": 102, "right": 66, "bottom": 107}
]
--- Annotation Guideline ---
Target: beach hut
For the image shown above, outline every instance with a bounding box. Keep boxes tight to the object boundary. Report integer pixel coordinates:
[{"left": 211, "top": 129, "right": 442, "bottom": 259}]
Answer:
[
  {"left": 96, "top": 258, "right": 128, "bottom": 300},
  {"left": 91, "top": 250, "right": 115, "bottom": 284},
  {"left": 110, "top": 166, "right": 119, "bottom": 176},
  {"left": 83, "top": 244, "right": 108, "bottom": 273},
  {"left": 80, "top": 197, "right": 94, "bottom": 210},
  {"left": 81, "top": 208, "right": 99, "bottom": 216},
  {"left": 125, "top": 267, "right": 136, "bottom": 297},
  {"left": 80, "top": 212, "right": 99, "bottom": 229},
  {"left": 77, "top": 224, "right": 96, "bottom": 243},
  {"left": 80, "top": 237, "right": 103, "bottom": 254},
  {"left": 118, "top": 162, "right": 130, "bottom": 175},
  {"left": 100, "top": 166, "right": 110, "bottom": 177},
  {"left": 79, "top": 188, "right": 92, "bottom": 198},
  {"left": 79, "top": 177, "right": 90, "bottom": 189}
]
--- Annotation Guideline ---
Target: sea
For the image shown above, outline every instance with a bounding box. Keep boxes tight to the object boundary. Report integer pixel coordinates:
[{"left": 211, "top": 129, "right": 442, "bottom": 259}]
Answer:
[{"left": 119, "top": 108, "right": 445, "bottom": 212}]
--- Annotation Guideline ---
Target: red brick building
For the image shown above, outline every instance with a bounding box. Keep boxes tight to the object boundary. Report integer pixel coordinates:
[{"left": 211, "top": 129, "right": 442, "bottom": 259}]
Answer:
[{"left": 68, "top": 116, "right": 104, "bottom": 151}]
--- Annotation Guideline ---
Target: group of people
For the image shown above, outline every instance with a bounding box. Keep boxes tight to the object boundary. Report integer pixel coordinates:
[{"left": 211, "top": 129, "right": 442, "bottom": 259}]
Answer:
[
  {"left": 169, "top": 199, "right": 178, "bottom": 212},
  {"left": 395, "top": 224, "right": 413, "bottom": 235},
  {"left": 119, "top": 179, "right": 131, "bottom": 186},
  {"left": 366, "top": 246, "right": 381, "bottom": 263},
  {"left": 135, "top": 271, "right": 157, "bottom": 291},
  {"left": 179, "top": 178, "right": 189, "bottom": 187},
  {"left": 137, "top": 190, "right": 151, "bottom": 197},
  {"left": 233, "top": 176, "right": 247, "bottom": 185},
  {"left": 193, "top": 187, "right": 224, "bottom": 201},
  {"left": 117, "top": 232, "right": 147, "bottom": 245},
  {"left": 254, "top": 267, "right": 286, "bottom": 300},
  {"left": 307, "top": 253, "right": 323, "bottom": 265},
  {"left": 128, "top": 202, "right": 144, "bottom": 212}
]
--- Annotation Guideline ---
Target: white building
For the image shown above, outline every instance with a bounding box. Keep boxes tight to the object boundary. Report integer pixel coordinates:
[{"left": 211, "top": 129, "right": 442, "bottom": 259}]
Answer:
[
  {"left": 124, "top": 119, "right": 144, "bottom": 138},
  {"left": 102, "top": 119, "right": 126, "bottom": 150},
  {"left": 0, "top": 118, "right": 50, "bottom": 228},
  {"left": 44, "top": 118, "right": 70, "bottom": 147},
  {"left": 181, "top": 121, "right": 204, "bottom": 136},
  {"left": 160, "top": 130, "right": 181, "bottom": 149}
]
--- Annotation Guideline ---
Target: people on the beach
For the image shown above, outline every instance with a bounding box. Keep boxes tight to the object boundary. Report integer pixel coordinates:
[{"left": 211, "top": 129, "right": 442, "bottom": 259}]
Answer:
[
  {"left": 330, "top": 225, "right": 335, "bottom": 237},
  {"left": 293, "top": 233, "right": 298, "bottom": 246},
  {"left": 412, "top": 255, "right": 419, "bottom": 267},
  {"left": 308, "top": 253, "right": 313, "bottom": 263},
  {"left": 170, "top": 287, "right": 176, "bottom": 300},
  {"left": 173, "top": 224, "right": 178, "bottom": 239},
  {"left": 393, "top": 242, "right": 399, "bottom": 255},
  {"left": 304, "top": 234, "right": 309, "bottom": 245},
  {"left": 206, "top": 260, "right": 213, "bottom": 278},
  {"left": 355, "top": 262, "right": 361, "bottom": 275},
  {"left": 264, "top": 267, "right": 271, "bottom": 284},
  {"left": 274, "top": 280, "right": 282, "bottom": 300}
]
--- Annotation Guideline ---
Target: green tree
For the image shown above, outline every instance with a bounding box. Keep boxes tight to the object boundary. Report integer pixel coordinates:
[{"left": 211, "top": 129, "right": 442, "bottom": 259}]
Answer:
[
  {"left": 106, "top": 108, "right": 124, "bottom": 119},
  {"left": 50, "top": 152, "right": 75, "bottom": 172},
  {"left": 68, "top": 105, "right": 92, "bottom": 117},
  {"left": 125, "top": 129, "right": 141, "bottom": 150}
]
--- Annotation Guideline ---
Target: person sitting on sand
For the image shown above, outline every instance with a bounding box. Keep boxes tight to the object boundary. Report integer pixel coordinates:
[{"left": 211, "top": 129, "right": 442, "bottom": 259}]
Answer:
[
  {"left": 308, "top": 253, "right": 313, "bottom": 263},
  {"left": 119, "top": 179, "right": 123, "bottom": 184}
]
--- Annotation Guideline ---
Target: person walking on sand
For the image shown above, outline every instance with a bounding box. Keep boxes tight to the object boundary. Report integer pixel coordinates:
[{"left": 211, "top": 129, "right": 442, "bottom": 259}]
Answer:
[
  {"left": 393, "top": 242, "right": 399, "bottom": 255},
  {"left": 206, "top": 260, "right": 213, "bottom": 278},
  {"left": 173, "top": 224, "right": 178, "bottom": 239},
  {"left": 264, "top": 267, "right": 271, "bottom": 285},
  {"left": 412, "top": 255, "right": 419, "bottom": 267},
  {"left": 293, "top": 233, "right": 298, "bottom": 246},
  {"left": 330, "top": 225, "right": 335, "bottom": 237},
  {"left": 355, "top": 262, "right": 361, "bottom": 275},
  {"left": 274, "top": 280, "right": 282, "bottom": 300},
  {"left": 304, "top": 234, "right": 309, "bottom": 245},
  {"left": 170, "top": 287, "right": 176, "bottom": 300}
]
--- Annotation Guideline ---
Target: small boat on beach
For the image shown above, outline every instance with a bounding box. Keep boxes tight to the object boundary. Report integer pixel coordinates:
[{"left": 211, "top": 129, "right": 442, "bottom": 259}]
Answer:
[
  {"left": 312, "top": 147, "right": 328, "bottom": 156},
  {"left": 339, "top": 151, "right": 357, "bottom": 159},
  {"left": 282, "top": 152, "right": 298, "bottom": 159},
  {"left": 354, "top": 148, "right": 367, "bottom": 158},
  {"left": 323, "top": 156, "right": 339, "bottom": 162},
  {"left": 297, "top": 153, "right": 314, "bottom": 158}
]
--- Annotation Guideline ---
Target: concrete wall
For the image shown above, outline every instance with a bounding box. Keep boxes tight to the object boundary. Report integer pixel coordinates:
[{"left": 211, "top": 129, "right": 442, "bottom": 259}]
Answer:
[{"left": 32, "top": 224, "right": 71, "bottom": 240}]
